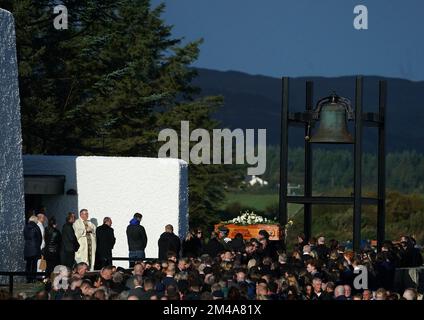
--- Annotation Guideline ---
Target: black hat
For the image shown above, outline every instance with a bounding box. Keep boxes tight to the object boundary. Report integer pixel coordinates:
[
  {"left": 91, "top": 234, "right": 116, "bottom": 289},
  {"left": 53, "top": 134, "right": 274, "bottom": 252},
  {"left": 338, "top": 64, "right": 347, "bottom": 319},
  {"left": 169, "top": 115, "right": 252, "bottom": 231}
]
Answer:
[{"left": 258, "top": 230, "right": 270, "bottom": 239}]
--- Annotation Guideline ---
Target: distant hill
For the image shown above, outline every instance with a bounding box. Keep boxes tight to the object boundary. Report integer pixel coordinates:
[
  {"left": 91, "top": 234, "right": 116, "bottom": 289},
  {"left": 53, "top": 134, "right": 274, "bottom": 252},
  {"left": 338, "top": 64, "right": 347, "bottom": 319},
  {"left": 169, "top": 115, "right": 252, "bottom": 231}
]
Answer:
[{"left": 193, "top": 68, "right": 424, "bottom": 152}]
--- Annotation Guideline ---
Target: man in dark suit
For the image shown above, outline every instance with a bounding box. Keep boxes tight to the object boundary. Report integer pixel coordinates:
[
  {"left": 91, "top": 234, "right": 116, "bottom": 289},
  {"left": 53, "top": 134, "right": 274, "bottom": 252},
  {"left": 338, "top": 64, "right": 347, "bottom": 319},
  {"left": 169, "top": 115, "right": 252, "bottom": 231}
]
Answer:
[
  {"left": 203, "top": 232, "right": 225, "bottom": 259},
  {"left": 60, "top": 212, "right": 80, "bottom": 269},
  {"left": 158, "top": 224, "right": 181, "bottom": 261},
  {"left": 95, "top": 217, "right": 116, "bottom": 269},
  {"left": 334, "top": 285, "right": 347, "bottom": 300},
  {"left": 311, "top": 277, "right": 332, "bottom": 300},
  {"left": 316, "top": 236, "right": 331, "bottom": 263}
]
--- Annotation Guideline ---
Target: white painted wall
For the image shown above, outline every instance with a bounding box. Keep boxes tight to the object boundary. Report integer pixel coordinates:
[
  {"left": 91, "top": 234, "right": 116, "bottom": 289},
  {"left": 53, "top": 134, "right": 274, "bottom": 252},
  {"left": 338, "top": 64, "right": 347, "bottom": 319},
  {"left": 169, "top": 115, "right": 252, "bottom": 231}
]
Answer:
[
  {"left": 0, "top": 9, "right": 26, "bottom": 272},
  {"left": 23, "top": 156, "right": 188, "bottom": 267}
]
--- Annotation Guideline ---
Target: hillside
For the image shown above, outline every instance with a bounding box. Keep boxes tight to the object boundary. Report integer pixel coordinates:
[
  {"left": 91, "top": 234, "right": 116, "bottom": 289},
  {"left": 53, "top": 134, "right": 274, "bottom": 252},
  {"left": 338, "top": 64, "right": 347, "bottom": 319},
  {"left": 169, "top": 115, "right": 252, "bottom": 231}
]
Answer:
[{"left": 193, "top": 68, "right": 424, "bottom": 152}]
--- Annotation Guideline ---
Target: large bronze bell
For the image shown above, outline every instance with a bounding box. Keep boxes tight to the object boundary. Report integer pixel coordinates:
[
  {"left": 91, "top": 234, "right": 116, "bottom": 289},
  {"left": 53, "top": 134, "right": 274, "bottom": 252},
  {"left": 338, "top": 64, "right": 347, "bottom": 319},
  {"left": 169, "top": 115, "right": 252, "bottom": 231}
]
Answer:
[{"left": 308, "top": 93, "right": 354, "bottom": 144}]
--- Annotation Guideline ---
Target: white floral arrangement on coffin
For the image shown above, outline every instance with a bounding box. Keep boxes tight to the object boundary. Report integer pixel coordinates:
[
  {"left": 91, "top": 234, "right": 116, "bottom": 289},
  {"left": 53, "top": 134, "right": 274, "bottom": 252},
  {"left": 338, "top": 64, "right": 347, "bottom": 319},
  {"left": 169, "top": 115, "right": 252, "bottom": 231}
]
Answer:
[{"left": 225, "top": 210, "right": 278, "bottom": 226}]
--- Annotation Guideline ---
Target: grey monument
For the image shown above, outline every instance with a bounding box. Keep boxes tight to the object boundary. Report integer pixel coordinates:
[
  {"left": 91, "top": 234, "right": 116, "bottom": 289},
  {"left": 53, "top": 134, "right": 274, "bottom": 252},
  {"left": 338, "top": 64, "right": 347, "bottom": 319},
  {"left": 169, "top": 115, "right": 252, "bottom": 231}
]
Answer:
[{"left": 0, "top": 9, "right": 26, "bottom": 273}]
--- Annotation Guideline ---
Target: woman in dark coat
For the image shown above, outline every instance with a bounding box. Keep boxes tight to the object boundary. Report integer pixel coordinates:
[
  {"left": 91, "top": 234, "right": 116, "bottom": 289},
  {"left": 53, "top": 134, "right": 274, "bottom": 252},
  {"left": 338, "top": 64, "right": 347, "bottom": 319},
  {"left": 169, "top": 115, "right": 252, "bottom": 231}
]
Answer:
[
  {"left": 44, "top": 217, "right": 62, "bottom": 276},
  {"left": 203, "top": 232, "right": 225, "bottom": 259},
  {"left": 182, "top": 229, "right": 203, "bottom": 258},
  {"left": 24, "top": 216, "right": 42, "bottom": 283}
]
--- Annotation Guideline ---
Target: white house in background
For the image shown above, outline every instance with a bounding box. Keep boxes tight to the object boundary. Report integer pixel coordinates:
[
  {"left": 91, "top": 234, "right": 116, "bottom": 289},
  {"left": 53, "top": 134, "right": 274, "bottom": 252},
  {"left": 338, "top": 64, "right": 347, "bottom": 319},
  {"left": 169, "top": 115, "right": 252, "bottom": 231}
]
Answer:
[
  {"left": 275, "top": 183, "right": 303, "bottom": 195},
  {"left": 245, "top": 175, "right": 269, "bottom": 187}
]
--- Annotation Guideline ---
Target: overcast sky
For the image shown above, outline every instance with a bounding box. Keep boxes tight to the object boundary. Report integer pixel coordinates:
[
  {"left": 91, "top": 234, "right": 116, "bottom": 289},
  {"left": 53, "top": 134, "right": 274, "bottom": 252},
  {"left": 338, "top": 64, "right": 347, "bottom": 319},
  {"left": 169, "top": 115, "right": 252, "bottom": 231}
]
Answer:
[{"left": 152, "top": 0, "right": 424, "bottom": 81}]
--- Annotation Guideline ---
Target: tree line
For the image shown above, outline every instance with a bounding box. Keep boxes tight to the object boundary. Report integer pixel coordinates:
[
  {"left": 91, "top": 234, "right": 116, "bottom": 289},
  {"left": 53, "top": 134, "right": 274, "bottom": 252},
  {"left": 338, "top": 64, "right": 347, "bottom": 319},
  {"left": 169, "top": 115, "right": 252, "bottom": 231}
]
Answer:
[
  {"left": 1, "top": 0, "right": 243, "bottom": 229},
  {"left": 262, "top": 146, "right": 424, "bottom": 194}
]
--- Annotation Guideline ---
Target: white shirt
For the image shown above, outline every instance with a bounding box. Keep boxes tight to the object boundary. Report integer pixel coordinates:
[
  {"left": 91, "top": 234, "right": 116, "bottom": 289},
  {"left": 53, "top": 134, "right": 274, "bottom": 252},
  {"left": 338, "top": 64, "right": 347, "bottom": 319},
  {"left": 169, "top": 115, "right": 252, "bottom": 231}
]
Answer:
[{"left": 37, "top": 221, "right": 45, "bottom": 249}]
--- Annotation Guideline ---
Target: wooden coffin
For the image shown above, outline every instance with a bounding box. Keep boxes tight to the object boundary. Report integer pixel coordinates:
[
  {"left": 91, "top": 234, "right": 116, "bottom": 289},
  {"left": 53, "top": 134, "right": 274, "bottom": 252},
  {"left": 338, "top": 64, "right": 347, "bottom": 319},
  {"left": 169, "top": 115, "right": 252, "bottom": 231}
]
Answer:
[{"left": 214, "top": 223, "right": 283, "bottom": 240}]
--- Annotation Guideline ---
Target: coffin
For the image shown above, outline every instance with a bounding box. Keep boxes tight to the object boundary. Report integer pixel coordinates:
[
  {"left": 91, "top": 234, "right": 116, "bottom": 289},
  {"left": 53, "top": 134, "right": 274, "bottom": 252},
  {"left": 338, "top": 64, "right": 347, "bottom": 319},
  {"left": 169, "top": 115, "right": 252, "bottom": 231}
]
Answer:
[{"left": 214, "top": 223, "right": 283, "bottom": 240}]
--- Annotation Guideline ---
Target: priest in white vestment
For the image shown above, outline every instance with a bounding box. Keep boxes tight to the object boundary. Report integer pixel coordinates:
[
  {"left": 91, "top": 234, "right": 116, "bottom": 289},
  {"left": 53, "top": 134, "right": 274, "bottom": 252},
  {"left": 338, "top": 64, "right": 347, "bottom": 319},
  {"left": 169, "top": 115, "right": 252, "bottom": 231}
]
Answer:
[{"left": 73, "top": 209, "right": 97, "bottom": 270}]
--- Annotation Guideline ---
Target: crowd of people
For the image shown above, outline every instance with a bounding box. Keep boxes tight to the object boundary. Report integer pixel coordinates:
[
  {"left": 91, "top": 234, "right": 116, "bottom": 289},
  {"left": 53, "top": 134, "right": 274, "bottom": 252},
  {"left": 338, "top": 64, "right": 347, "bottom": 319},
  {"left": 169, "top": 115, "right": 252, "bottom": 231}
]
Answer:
[{"left": 8, "top": 209, "right": 424, "bottom": 300}]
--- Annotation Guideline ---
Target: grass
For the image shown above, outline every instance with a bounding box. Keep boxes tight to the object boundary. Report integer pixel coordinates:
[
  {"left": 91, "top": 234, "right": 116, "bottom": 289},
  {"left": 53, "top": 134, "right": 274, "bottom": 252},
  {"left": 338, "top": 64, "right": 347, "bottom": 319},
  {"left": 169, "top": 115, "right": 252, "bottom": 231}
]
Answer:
[
  {"left": 222, "top": 191, "right": 303, "bottom": 217},
  {"left": 223, "top": 192, "right": 278, "bottom": 211}
]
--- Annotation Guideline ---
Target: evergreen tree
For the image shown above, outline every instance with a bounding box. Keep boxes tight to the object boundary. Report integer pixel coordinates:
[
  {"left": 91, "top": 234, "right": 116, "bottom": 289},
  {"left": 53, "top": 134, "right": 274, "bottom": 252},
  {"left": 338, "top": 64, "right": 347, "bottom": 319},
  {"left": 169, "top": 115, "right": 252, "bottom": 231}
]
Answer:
[{"left": 2, "top": 0, "right": 244, "bottom": 229}]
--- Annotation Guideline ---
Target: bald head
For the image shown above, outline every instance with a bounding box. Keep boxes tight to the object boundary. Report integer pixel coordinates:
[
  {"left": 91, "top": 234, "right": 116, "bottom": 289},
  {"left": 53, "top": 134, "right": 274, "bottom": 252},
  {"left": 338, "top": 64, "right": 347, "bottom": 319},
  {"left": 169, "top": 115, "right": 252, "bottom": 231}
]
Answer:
[
  {"left": 334, "top": 285, "right": 345, "bottom": 298},
  {"left": 403, "top": 288, "right": 418, "bottom": 300}
]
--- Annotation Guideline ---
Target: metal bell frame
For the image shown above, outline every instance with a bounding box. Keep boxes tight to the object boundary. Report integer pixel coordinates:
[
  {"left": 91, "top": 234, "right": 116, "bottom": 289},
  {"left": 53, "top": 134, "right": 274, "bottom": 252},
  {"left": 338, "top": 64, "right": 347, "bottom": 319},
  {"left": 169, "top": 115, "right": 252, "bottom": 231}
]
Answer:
[{"left": 278, "top": 76, "right": 387, "bottom": 252}]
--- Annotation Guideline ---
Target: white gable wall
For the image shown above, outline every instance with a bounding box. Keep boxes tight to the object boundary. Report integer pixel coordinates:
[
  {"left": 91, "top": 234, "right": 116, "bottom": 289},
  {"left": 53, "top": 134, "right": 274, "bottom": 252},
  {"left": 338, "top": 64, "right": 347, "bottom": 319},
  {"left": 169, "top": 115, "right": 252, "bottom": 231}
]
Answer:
[{"left": 23, "top": 155, "right": 188, "bottom": 267}]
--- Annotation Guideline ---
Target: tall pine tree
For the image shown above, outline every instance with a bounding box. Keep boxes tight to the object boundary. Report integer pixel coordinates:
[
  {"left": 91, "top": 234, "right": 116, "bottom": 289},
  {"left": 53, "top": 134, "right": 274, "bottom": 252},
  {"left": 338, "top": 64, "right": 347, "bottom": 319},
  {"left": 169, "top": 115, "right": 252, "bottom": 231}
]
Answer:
[{"left": 2, "top": 0, "right": 244, "bottom": 229}]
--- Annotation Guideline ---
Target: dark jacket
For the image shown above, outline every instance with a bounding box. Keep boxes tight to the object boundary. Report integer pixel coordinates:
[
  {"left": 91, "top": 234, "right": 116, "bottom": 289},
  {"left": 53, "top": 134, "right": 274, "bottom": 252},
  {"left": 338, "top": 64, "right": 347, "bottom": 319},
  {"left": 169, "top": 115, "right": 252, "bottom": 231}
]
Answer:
[
  {"left": 44, "top": 226, "right": 62, "bottom": 258},
  {"left": 162, "top": 276, "right": 178, "bottom": 289},
  {"left": 230, "top": 237, "right": 245, "bottom": 254},
  {"left": 258, "top": 240, "right": 278, "bottom": 261},
  {"left": 158, "top": 232, "right": 181, "bottom": 260},
  {"left": 401, "top": 247, "right": 423, "bottom": 267},
  {"left": 312, "top": 291, "right": 333, "bottom": 301},
  {"left": 96, "top": 224, "right": 116, "bottom": 260},
  {"left": 24, "top": 221, "right": 42, "bottom": 259},
  {"left": 128, "top": 287, "right": 145, "bottom": 300},
  {"left": 182, "top": 237, "right": 202, "bottom": 258},
  {"left": 316, "top": 244, "right": 331, "bottom": 263},
  {"left": 375, "top": 259, "right": 395, "bottom": 290},
  {"left": 203, "top": 238, "right": 225, "bottom": 258},
  {"left": 61, "top": 222, "right": 80, "bottom": 253},
  {"left": 126, "top": 219, "right": 148, "bottom": 251}
]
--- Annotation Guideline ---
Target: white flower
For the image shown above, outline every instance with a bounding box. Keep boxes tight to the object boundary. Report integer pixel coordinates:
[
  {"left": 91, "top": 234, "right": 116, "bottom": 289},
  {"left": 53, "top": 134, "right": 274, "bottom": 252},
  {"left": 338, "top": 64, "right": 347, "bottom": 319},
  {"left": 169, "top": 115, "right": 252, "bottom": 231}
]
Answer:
[{"left": 228, "top": 210, "right": 277, "bottom": 225}]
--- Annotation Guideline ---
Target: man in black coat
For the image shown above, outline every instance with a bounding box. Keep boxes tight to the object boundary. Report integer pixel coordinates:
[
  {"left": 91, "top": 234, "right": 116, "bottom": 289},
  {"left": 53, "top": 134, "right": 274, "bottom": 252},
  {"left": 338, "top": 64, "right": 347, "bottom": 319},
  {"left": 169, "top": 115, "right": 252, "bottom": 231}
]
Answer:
[
  {"left": 311, "top": 277, "right": 333, "bottom": 300},
  {"left": 127, "top": 213, "right": 148, "bottom": 267},
  {"left": 61, "top": 212, "right": 80, "bottom": 269},
  {"left": 95, "top": 217, "right": 116, "bottom": 269},
  {"left": 24, "top": 216, "right": 43, "bottom": 283},
  {"left": 158, "top": 224, "right": 181, "bottom": 261},
  {"left": 203, "top": 232, "right": 225, "bottom": 259},
  {"left": 316, "top": 236, "right": 331, "bottom": 264}
]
